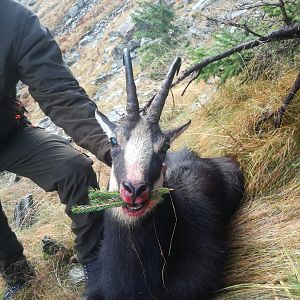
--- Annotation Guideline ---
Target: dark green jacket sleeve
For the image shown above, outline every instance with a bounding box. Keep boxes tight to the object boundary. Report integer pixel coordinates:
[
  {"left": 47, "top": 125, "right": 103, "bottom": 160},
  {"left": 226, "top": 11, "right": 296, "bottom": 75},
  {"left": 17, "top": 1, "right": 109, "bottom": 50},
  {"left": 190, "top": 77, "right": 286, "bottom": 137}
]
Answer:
[{"left": 13, "top": 3, "right": 110, "bottom": 164}]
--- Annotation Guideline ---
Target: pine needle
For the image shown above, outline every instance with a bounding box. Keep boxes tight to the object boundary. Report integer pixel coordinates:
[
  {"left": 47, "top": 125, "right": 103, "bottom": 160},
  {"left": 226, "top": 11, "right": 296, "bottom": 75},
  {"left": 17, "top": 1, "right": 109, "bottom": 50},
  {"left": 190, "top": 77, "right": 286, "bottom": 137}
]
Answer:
[{"left": 71, "top": 187, "right": 173, "bottom": 214}]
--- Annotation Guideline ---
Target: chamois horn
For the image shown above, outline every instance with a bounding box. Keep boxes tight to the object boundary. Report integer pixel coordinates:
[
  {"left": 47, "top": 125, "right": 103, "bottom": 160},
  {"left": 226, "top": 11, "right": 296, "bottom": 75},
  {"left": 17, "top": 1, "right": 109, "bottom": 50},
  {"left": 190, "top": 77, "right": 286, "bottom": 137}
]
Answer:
[
  {"left": 147, "top": 57, "right": 181, "bottom": 124},
  {"left": 123, "top": 48, "right": 139, "bottom": 121}
]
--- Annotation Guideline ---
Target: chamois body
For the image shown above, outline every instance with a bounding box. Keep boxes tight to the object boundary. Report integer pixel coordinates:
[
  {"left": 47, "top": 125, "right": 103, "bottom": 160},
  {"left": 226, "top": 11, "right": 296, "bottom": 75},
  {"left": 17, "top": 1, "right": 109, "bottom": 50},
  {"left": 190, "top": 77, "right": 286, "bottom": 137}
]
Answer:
[
  {"left": 86, "top": 49, "right": 244, "bottom": 299},
  {"left": 86, "top": 150, "right": 244, "bottom": 300}
]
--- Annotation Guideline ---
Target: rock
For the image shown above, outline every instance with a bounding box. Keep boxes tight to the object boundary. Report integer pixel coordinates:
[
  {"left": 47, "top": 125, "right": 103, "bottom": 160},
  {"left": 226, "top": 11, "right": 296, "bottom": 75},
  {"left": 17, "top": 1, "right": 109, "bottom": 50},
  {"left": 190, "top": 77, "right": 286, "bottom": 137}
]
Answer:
[
  {"left": 79, "top": 35, "right": 94, "bottom": 48},
  {"left": 188, "top": 26, "right": 202, "bottom": 37},
  {"left": 95, "top": 72, "right": 114, "bottom": 84},
  {"left": 130, "top": 51, "right": 137, "bottom": 59},
  {"left": 28, "top": 0, "right": 36, "bottom": 6},
  {"left": 37, "top": 117, "right": 72, "bottom": 142},
  {"left": 93, "top": 86, "right": 108, "bottom": 102},
  {"left": 116, "top": 17, "right": 136, "bottom": 41},
  {"left": 77, "top": 0, "right": 86, "bottom": 9},
  {"left": 0, "top": 172, "right": 22, "bottom": 186},
  {"left": 63, "top": 50, "right": 80, "bottom": 66},
  {"left": 192, "top": 0, "right": 218, "bottom": 11},
  {"left": 106, "top": 106, "right": 126, "bottom": 123},
  {"left": 10, "top": 173, "right": 22, "bottom": 184},
  {"left": 111, "top": 40, "right": 140, "bottom": 61},
  {"left": 38, "top": 116, "right": 52, "bottom": 129},
  {"left": 109, "top": 31, "right": 121, "bottom": 38},
  {"left": 223, "top": 9, "right": 248, "bottom": 20},
  {"left": 164, "top": 0, "right": 175, "bottom": 6},
  {"left": 13, "top": 194, "right": 36, "bottom": 229},
  {"left": 42, "top": 236, "right": 68, "bottom": 256},
  {"left": 126, "top": 39, "right": 140, "bottom": 51},
  {"left": 65, "top": 18, "right": 74, "bottom": 28},
  {"left": 68, "top": 5, "right": 79, "bottom": 18},
  {"left": 111, "top": 62, "right": 121, "bottom": 71},
  {"left": 111, "top": 45, "right": 124, "bottom": 61},
  {"left": 140, "top": 37, "right": 152, "bottom": 47},
  {"left": 109, "top": 36, "right": 119, "bottom": 43}
]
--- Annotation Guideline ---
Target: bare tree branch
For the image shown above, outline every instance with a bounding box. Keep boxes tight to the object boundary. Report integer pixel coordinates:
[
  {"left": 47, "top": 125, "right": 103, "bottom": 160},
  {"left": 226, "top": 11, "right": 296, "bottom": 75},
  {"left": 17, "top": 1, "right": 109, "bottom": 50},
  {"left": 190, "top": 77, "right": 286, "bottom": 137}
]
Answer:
[
  {"left": 172, "top": 22, "right": 300, "bottom": 89},
  {"left": 256, "top": 71, "right": 300, "bottom": 130},
  {"left": 200, "top": 13, "right": 263, "bottom": 37},
  {"left": 236, "top": 1, "right": 283, "bottom": 10},
  {"left": 140, "top": 23, "right": 300, "bottom": 117},
  {"left": 278, "top": 0, "right": 292, "bottom": 25},
  {"left": 140, "top": 94, "right": 155, "bottom": 115}
]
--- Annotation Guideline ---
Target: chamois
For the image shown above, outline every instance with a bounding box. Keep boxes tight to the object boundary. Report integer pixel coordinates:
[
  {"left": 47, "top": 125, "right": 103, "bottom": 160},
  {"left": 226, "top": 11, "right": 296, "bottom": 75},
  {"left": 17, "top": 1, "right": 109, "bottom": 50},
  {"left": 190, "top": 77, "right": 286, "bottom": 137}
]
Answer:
[{"left": 86, "top": 48, "right": 244, "bottom": 300}]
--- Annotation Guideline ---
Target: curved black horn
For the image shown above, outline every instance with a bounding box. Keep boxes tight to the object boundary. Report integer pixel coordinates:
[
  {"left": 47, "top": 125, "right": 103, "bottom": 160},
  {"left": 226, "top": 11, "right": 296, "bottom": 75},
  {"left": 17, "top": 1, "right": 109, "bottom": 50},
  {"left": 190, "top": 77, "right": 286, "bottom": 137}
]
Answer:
[
  {"left": 123, "top": 48, "right": 140, "bottom": 121},
  {"left": 147, "top": 57, "right": 181, "bottom": 124}
]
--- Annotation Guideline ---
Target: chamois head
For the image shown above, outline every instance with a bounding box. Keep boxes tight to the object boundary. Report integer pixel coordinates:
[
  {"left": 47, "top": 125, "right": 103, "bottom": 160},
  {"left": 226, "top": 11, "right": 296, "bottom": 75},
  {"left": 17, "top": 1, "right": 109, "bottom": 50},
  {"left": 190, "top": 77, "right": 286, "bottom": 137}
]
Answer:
[{"left": 95, "top": 48, "right": 191, "bottom": 223}]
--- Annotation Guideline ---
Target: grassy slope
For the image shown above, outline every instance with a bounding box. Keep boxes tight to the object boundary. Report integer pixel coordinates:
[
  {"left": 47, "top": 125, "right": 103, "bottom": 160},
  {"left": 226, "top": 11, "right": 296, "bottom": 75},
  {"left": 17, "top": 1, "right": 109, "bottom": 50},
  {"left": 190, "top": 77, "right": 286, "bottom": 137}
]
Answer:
[
  {"left": 183, "top": 67, "right": 300, "bottom": 299},
  {"left": 0, "top": 0, "right": 299, "bottom": 299}
]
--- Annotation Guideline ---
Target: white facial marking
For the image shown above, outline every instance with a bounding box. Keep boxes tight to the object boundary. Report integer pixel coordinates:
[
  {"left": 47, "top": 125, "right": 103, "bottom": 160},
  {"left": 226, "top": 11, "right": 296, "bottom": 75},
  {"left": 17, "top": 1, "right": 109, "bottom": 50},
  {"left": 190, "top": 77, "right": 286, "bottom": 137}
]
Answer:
[
  {"left": 110, "top": 207, "right": 139, "bottom": 225},
  {"left": 109, "top": 165, "right": 118, "bottom": 191},
  {"left": 95, "top": 110, "right": 113, "bottom": 138},
  {"left": 124, "top": 120, "right": 153, "bottom": 184}
]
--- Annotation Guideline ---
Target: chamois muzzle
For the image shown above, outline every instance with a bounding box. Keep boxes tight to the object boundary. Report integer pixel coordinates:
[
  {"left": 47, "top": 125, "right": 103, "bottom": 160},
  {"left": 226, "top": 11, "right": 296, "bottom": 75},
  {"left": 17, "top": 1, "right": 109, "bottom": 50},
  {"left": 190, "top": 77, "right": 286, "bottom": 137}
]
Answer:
[
  {"left": 121, "top": 181, "right": 149, "bottom": 204},
  {"left": 120, "top": 181, "right": 150, "bottom": 216}
]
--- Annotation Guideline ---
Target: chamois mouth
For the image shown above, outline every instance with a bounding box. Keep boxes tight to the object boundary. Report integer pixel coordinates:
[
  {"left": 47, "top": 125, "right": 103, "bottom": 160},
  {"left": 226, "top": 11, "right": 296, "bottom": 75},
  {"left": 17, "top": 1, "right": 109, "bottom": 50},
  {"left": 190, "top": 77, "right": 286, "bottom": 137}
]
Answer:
[
  {"left": 119, "top": 183, "right": 151, "bottom": 217},
  {"left": 123, "top": 199, "right": 150, "bottom": 217}
]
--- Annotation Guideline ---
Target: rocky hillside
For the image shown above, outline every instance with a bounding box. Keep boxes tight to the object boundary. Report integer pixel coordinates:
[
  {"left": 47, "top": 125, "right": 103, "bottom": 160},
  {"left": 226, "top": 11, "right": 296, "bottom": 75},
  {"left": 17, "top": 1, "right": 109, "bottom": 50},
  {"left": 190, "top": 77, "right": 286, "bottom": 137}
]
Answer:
[
  {"left": 1, "top": 0, "right": 299, "bottom": 299},
  {"left": 17, "top": 0, "right": 243, "bottom": 128}
]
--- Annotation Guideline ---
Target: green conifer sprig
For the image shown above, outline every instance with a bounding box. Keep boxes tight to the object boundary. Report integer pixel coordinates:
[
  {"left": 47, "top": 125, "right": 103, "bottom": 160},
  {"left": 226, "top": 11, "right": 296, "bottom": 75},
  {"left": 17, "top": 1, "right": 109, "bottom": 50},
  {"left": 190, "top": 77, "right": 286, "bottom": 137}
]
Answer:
[{"left": 71, "top": 187, "right": 173, "bottom": 214}]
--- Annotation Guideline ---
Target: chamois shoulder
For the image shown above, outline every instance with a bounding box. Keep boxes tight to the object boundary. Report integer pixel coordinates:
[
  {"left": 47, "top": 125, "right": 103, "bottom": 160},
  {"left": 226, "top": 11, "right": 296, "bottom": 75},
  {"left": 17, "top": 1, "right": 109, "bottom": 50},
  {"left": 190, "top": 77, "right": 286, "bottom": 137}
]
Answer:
[{"left": 165, "top": 148, "right": 244, "bottom": 219}]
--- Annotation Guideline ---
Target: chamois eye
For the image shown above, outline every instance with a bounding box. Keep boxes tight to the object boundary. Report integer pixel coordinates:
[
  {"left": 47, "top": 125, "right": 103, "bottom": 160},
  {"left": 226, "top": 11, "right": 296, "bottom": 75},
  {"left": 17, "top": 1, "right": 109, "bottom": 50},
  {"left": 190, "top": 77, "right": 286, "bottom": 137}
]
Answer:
[
  {"left": 110, "top": 137, "right": 118, "bottom": 147},
  {"left": 161, "top": 142, "right": 170, "bottom": 154}
]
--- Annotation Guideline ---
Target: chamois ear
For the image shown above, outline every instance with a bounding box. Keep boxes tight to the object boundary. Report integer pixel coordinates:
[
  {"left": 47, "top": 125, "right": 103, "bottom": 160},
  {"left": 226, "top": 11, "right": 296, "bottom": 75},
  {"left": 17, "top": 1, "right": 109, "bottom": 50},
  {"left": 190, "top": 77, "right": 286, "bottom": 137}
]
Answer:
[
  {"left": 95, "top": 109, "right": 116, "bottom": 138},
  {"left": 164, "top": 120, "right": 191, "bottom": 143}
]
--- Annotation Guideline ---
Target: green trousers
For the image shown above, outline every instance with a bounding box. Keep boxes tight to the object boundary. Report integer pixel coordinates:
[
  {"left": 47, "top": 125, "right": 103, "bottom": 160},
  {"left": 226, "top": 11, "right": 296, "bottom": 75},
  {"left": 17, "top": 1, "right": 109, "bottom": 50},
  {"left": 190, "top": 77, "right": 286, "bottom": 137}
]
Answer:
[{"left": 0, "top": 126, "right": 104, "bottom": 268}]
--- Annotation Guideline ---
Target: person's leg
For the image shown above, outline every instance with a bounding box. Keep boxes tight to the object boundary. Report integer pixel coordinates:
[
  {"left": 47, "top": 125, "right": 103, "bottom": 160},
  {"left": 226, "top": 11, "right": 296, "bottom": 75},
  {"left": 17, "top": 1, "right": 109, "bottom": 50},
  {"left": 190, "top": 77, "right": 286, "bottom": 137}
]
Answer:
[
  {"left": 0, "top": 126, "right": 104, "bottom": 269},
  {"left": 0, "top": 202, "right": 24, "bottom": 271},
  {"left": 0, "top": 198, "right": 35, "bottom": 299}
]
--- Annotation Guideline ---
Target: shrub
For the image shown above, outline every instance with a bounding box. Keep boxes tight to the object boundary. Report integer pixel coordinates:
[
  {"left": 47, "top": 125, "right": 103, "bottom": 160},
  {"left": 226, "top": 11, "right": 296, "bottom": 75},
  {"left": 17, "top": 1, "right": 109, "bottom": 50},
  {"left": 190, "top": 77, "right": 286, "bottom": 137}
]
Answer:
[
  {"left": 132, "top": 0, "right": 185, "bottom": 79},
  {"left": 190, "top": 0, "right": 300, "bottom": 83}
]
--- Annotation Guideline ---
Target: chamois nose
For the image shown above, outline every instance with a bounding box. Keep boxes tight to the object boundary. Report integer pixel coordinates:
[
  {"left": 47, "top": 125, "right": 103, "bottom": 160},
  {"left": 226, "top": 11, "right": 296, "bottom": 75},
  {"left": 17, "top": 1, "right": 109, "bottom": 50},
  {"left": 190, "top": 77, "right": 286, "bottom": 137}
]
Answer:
[{"left": 122, "top": 182, "right": 147, "bottom": 198}]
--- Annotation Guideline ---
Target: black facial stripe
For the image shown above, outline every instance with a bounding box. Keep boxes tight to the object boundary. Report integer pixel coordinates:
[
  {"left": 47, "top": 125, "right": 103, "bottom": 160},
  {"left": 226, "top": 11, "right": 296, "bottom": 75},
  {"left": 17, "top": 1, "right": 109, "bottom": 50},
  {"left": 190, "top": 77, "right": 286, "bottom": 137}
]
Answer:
[
  {"left": 112, "top": 148, "right": 127, "bottom": 187},
  {"left": 119, "top": 120, "right": 137, "bottom": 141},
  {"left": 145, "top": 152, "right": 163, "bottom": 190}
]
